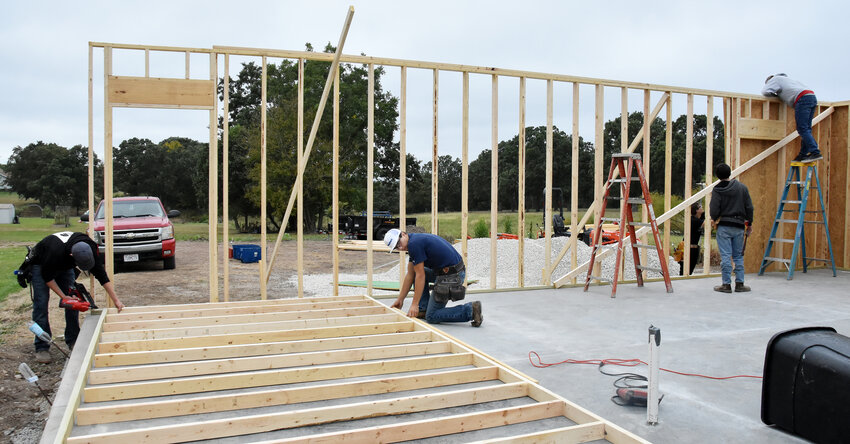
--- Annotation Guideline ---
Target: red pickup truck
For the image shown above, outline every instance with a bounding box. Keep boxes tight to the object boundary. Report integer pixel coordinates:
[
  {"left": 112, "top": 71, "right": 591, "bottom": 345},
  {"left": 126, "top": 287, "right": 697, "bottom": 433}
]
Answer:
[{"left": 82, "top": 196, "right": 180, "bottom": 269}]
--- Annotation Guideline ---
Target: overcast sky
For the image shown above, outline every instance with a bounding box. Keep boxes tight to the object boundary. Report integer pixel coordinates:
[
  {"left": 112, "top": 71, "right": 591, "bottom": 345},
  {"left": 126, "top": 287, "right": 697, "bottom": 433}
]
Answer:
[{"left": 2, "top": 0, "right": 848, "bottom": 165}]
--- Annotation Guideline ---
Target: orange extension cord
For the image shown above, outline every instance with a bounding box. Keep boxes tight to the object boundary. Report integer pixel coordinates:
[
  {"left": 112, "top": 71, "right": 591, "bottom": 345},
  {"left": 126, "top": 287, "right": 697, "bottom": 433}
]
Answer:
[{"left": 528, "top": 351, "right": 762, "bottom": 380}]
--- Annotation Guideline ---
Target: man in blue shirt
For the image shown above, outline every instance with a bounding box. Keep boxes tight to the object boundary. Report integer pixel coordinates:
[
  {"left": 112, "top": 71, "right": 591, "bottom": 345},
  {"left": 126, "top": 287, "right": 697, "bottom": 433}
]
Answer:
[{"left": 384, "top": 229, "right": 482, "bottom": 327}]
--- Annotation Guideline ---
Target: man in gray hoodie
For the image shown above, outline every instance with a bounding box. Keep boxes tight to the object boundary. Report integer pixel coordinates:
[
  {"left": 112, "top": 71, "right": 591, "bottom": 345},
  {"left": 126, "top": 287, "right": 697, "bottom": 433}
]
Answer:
[
  {"left": 710, "top": 163, "right": 754, "bottom": 293},
  {"left": 761, "top": 74, "right": 822, "bottom": 162}
]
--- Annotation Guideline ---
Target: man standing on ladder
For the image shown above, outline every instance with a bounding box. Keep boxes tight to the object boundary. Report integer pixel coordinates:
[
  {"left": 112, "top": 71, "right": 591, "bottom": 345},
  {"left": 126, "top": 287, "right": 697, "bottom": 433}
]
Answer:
[
  {"left": 762, "top": 74, "right": 823, "bottom": 162},
  {"left": 710, "top": 164, "right": 754, "bottom": 293}
]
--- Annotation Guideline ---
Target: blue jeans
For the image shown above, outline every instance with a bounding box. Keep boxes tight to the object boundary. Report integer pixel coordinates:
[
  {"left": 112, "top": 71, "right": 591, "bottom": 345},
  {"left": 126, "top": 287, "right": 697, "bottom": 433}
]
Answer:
[
  {"left": 794, "top": 94, "right": 819, "bottom": 156},
  {"left": 715, "top": 225, "right": 745, "bottom": 285},
  {"left": 31, "top": 265, "right": 79, "bottom": 351},
  {"left": 419, "top": 267, "right": 473, "bottom": 324}
]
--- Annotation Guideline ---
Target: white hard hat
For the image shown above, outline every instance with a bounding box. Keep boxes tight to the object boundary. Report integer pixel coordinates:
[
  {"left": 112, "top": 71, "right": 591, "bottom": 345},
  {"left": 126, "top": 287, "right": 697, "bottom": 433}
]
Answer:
[{"left": 384, "top": 228, "right": 401, "bottom": 253}]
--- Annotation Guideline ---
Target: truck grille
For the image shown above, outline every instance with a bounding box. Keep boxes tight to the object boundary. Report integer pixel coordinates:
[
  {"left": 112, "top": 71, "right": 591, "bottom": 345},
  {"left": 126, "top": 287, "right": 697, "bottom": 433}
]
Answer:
[{"left": 98, "top": 228, "right": 162, "bottom": 245}]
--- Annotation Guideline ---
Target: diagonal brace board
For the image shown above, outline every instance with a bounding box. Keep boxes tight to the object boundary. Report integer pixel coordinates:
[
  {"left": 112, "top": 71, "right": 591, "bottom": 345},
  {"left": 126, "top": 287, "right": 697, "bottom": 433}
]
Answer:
[{"left": 265, "top": 7, "right": 354, "bottom": 282}]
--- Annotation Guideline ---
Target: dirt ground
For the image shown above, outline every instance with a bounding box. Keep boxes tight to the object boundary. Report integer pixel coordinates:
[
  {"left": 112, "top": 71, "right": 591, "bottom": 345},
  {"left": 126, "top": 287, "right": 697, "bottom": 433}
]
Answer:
[{"left": 0, "top": 239, "right": 369, "bottom": 443}]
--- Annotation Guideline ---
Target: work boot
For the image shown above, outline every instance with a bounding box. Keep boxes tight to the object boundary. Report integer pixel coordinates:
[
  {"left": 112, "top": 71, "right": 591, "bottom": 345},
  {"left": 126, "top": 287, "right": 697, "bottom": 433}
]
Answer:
[
  {"left": 471, "top": 301, "right": 483, "bottom": 327},
  {"left": 735, "top": 282, "right": 751, "bottom": 292},
  {"left": 713, "top": 284, "right": 732, "bottom": 293},
  {"left": 35, "top": 350, "right": 51, "bottom": 364}
]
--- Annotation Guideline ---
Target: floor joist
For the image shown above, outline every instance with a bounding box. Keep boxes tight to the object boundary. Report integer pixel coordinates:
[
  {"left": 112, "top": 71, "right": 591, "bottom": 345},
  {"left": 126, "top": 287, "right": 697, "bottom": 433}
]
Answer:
[{"left": 49, "top": 295, "right": 649, "bottom": 443}]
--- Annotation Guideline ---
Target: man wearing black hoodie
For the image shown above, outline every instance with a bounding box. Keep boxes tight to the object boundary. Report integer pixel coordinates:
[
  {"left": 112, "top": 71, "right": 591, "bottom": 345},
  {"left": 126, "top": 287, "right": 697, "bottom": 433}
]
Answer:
[{"left": 710, "top": 164, "right": 754, "bottom": 293}]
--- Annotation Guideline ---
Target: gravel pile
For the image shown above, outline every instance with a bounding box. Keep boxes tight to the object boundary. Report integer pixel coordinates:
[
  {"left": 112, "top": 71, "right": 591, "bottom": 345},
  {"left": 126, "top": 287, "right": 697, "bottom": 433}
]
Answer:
[{"left": 292, "top": 237, "right": 679, "bottom": 297}]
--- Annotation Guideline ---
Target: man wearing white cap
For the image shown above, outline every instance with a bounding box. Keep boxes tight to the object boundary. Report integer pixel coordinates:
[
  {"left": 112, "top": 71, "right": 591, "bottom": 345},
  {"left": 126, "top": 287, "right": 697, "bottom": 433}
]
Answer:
[
  {"left": 30, "top": 231, "right": 124, "bottom": 363},
  {"left": 384, "top": 229, "right": 482, "bottom": 327}
]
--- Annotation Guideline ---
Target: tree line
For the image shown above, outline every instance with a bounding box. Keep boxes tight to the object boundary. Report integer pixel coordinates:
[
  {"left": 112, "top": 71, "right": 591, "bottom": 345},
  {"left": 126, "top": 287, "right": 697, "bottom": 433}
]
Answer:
[{"left": 5, "top": 44, "right": 724, "bottom": 232}]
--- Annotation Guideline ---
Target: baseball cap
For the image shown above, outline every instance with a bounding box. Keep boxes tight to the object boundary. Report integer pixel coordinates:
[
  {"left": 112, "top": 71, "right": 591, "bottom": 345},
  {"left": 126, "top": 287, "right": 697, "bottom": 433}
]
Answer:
[
  {"left": 71, "top": 242, "right": 95, "bottom": 271},
  {"left": 384, "top": 229, "right": 401, "bottom": 253}
]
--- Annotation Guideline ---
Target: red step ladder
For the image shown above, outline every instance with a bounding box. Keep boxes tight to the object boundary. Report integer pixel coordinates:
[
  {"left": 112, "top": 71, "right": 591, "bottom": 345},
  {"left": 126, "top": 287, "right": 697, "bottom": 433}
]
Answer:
[{"left": 584, "top": 153, "right": 673, "bottom": 297}]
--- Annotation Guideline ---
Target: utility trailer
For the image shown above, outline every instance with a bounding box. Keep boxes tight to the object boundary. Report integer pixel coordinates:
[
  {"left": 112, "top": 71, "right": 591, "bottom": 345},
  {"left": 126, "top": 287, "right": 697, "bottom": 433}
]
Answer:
[{"left": 341, "top": 211, "right": 417, "bottom": 240}]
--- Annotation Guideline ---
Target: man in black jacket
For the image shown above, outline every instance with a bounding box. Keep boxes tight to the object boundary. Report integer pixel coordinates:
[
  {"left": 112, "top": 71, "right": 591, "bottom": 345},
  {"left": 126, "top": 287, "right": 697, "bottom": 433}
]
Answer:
[
  {"left": 709, "top": 164, "right": 754, "bottom": 293},
  {"left": 30, "top": 231, "right": 125, "bottom": 363}
]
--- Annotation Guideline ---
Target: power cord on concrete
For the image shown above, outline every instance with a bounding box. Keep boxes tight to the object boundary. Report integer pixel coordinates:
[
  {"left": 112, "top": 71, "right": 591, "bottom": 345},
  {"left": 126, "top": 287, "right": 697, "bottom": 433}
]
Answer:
[{"left": 527, "top": 351, "right": 763, "bottom": 380}]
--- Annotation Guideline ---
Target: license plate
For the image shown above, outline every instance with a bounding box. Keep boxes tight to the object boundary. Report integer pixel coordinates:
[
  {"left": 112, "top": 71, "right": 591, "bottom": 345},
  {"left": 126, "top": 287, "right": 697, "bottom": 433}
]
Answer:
[{"left": 124, "top": 254, "right": 139, "bottom": 262}]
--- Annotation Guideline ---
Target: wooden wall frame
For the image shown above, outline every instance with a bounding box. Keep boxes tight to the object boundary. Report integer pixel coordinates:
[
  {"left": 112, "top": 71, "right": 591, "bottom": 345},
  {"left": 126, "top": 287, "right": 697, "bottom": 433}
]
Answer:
[{"left": 87, "top": 9, "right": 849, "bottom": 305}]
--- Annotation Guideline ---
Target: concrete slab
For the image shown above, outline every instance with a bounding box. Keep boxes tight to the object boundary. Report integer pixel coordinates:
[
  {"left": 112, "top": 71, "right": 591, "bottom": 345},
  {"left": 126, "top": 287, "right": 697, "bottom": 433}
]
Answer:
[{"left": 408, "top": 269, "right": 850, "bottom": 443}]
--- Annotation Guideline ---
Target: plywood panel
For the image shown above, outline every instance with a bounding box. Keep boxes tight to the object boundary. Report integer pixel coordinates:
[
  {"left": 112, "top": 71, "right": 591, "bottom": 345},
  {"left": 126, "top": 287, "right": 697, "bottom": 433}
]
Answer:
[{"left": 107, "top": 76, "right": 214, "bottom": 108}]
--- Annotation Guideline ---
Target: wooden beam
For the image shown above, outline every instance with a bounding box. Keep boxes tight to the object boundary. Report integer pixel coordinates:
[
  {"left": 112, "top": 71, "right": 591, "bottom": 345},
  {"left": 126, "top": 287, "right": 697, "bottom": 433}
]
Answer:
[
  {"left": 95, "top": 330, "right": 434, "bottom": 367},
  {"left": 432, "top": 68, "right": 439, "bottom": 234},
  {"left": 571, "top": 83, "right": 580, "bottom": 284},
  {"left": 490, "top": 74, "right": 499, "bottom": 289},
  {"left": 398, "top": 66, "right": 407, "bottom": 284},
  {"left": 100, "top": 313, "right": 402, "bottom": 342},
  {"left": 462, "top": 72, "right": 469, "bottom": 272},
  {"left": 98, "top": 321, "right": 415, "bottom": 353},
  {"left": 52, "top": 311, "right": 107, "bottom": 443},
  {"left": 593, "top": 85, "right": 604, "bottom": 279},
  {"left": 518, "top": 77, "right": 526, "bottom": 286},
  {"left": 208, "top": 53, "right": 219, "bottom": 302},
  {"left": 367, "top": 63, "right": 375, "bottom": 296},
  {"left": 333, "top": 67, "right": 340, "bottom": 294},
  {"left": 223, "top": 54, "right": 230, "bottom": 301},
  {"left": 88, "top": 341, "right": 452, "bottom": 384},
  {"left": 264, "top": 401, "right": 566, "bottom": 444},
  {"left": 107, "top": 298, "right": 372, "bottom": 322},
  {"left": 704, "top": 97, "right": 714, "bottom": 275},
  {"left": 83, "top": 353, "right": 474, "bottom": 402},
  {"left": 544, "top": 79, "right": 554, "bottom": 284},
  {"left": 470, "top": 422, "right": 607, "bottom": 443},
  {"left": 683, "top": 94, "right": 694, "bottom": 276},
  {"left": 76, "top": 366, "right": 499, "bottom": 425},
  {"left": 297, "top": 58, "right": 305, "bottom": 297},
  {"left": 107, "top": 295, "right": 366, "bottom": 314},
  {"left": 260, "top": 55, "right": 268, "bottom": 300},
  {"left": 738, "top": 118, "right": 786, "bottom": 140},
  {"left": 106, "top": 76, "right": 215, "bottom": 108},
  {"left": 70, "top": 383, "right": 529, "bottom": 443},
  {"left": 103, "top": 305, "right": 387, "bottom": 332},
  {"left": 664, "top": 93, "right": 672, "bottom": 259},
  {"left": 208, "top": 43, "right": 773, "bottom": 100},
  {"left": 641, "top": 89, "right": 650, "bottom": 267}
]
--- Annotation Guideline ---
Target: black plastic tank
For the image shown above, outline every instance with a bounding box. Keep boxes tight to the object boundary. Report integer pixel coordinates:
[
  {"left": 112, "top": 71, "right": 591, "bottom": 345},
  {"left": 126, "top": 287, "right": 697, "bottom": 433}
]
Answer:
[{"left": 761, "top": 326, "right": 850, "bottom": 443}]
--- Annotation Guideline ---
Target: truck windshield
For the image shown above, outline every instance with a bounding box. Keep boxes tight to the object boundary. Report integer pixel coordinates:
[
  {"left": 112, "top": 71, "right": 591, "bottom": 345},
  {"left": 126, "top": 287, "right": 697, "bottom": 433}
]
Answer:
[{"left": 95, "top": 201, "right": 164, "bottom": 219}]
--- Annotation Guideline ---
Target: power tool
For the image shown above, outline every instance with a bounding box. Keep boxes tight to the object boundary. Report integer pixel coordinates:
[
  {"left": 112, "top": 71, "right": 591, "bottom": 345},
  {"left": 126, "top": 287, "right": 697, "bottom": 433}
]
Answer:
[
  {"left": 58, "top": 283, "right": 97, "bottom": 312},
  {"left": 616, "top": 387, "right": 648, "bottom": 406}
]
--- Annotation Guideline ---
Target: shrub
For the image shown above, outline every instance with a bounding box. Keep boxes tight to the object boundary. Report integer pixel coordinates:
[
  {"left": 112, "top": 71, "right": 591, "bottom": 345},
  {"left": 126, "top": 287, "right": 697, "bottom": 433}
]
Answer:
[{"left": 472, "top": 218, "right": 489, "bottom": 238}]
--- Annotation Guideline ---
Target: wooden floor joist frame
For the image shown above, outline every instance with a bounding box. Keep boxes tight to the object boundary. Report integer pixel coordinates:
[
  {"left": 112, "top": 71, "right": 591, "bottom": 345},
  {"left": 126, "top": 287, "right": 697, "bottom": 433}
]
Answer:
[{"left": 50, "top": 297, "right": 649, "bottom": 444}]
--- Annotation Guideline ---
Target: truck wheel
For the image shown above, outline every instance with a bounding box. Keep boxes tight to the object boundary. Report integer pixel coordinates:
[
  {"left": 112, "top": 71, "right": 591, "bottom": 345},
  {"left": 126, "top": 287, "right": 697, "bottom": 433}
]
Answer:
[
  {"left": 375, "top": 227, "right": 389, "bottom": 242},
  {"left": 164, "top": 256, "right": 176, "bottom": 270}
]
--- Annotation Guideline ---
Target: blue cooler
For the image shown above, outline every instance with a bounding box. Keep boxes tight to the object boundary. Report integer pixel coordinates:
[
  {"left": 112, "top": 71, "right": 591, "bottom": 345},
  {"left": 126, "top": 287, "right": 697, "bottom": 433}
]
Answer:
[{"left": 232, "top": 244, "right": 261, "bottom": 263}]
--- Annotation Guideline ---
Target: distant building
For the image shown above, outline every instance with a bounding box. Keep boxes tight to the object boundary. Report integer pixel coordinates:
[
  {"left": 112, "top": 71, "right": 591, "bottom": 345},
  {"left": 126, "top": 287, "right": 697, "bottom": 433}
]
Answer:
[{"left": 0, "top": 203, "right": 15, "bottom": 223}]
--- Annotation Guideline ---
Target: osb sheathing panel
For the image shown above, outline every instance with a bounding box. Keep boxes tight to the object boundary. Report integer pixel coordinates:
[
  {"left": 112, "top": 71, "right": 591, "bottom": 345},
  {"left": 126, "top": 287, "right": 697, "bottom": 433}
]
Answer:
[
  {"left": 827, "top": 106, "right": 848, "bottom": 268},
  {"left": 737, "top": 103, "right": 846, "bottom": 273},
  {"left": 739, "top": 138, "right": 779, "bottom": 272},
  {"left": 57, "top": 296, "right": 649, "bottom": 444}
]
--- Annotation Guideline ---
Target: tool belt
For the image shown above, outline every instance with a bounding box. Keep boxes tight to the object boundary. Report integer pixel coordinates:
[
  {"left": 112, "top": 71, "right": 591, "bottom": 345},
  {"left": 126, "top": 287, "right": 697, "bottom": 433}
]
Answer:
[{"left": 432, "top": 262, "right": 466, "bottom": 303}]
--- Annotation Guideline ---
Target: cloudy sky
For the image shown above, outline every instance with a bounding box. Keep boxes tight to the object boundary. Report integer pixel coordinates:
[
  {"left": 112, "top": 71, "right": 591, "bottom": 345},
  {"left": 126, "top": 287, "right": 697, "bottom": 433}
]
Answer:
[{"left": 2, "top": 0, "right": 848, "bottom": 164}]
